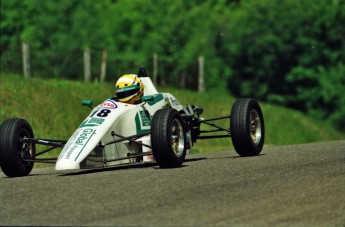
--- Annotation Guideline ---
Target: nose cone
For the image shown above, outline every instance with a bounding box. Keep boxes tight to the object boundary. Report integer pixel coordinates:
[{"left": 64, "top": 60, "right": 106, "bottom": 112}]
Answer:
[{"left": 55, "top": 159, "right": 81, "bottom": 170}]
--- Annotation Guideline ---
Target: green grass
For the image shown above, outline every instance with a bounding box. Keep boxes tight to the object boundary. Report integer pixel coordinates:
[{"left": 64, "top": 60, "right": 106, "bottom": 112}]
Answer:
[{"left": 1, "top": 73, "right": 344, "bottom": 158}]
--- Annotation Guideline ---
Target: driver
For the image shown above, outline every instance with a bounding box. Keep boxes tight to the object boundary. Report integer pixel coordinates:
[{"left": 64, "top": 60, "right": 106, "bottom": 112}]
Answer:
[{"left": 115, "top": 74, "right": 144, "bottom": 104}]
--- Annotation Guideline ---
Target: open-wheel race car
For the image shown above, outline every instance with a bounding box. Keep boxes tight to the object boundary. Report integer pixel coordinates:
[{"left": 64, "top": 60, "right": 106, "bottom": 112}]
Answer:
[{"left": 0, "top": 68, "right": 265, "bottom": 177}]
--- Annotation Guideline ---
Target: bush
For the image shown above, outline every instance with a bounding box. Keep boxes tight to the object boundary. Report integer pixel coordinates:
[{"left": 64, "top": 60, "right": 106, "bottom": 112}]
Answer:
[{"left": 285, "top": 63, "right": 345, "bottom": 132}]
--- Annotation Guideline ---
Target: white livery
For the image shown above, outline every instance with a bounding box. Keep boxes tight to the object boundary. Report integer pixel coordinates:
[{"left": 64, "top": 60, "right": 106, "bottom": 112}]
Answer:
[{"left": 56, "top": 77, "right": 184, "bottom": 170}]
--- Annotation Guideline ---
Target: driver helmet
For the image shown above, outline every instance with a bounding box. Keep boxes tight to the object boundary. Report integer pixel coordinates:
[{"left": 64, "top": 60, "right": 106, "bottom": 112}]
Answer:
[{"left": 115, "top": 74, "right": 144, "bottom": 104}]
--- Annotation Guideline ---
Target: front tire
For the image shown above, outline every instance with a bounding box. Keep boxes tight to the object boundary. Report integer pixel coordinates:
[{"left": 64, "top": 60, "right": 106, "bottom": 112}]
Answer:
[
  {"left": 151, "top": 109, "right": 187, "bottom": 168},
  {"left": 230, "top": 98, "right": 265, "bottom": 156},
  {"left": 0, "top": 118, "right": 36, "bottom": 177}
]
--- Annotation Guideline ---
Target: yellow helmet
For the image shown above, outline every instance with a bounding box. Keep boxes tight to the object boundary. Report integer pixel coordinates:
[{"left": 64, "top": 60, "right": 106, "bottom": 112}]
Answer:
[{"left": 115, "top": 74, "right": 144, "bottom": 104}]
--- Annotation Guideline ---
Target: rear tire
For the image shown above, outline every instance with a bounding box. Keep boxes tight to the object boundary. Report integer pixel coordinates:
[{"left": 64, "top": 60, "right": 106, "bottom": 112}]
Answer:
[
  {"left": 230, "top": 99, "right": 265, "bottom": 156},
  {"left": 0, "top": 118, "right": 36, "bottom": 177},
  {"left": 151, "top": 109, "right": 186, "bottom": 168}
]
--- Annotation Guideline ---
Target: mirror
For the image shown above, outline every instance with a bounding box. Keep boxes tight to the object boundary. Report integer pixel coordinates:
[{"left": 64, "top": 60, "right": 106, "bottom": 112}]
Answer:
[
  {"left": 81, "top": 99, "right": 94, "bottom": 108},
  {"left": 142, "top": 95, "right": 154, "bottom": 102}
]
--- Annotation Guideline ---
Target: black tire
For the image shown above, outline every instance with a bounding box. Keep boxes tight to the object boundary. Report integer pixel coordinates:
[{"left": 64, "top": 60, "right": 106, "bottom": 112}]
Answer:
[
  {"left": 151, "top": 109, "right": 187, "bottom": 168},
  {"left": 230, "top": 98, "right": 265, "bottom": 156},
  {"left": 0, "top": 118, "right": 36, "bottom": 177}
]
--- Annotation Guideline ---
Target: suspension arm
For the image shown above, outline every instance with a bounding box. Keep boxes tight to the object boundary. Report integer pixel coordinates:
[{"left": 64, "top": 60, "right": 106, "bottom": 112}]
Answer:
[
  {"left": 199, "top": 120, "right": 231, "bottom": 133},
  {"left": 104, "top": 132, "right": 151, "bottom": 149}
]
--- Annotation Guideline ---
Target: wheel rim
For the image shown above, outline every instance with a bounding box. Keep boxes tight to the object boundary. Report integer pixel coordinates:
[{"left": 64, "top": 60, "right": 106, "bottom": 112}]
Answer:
[
  {"left": 250, "top": 109, "right": 262, "bottom": 145},
  {"left": 18, "top": 128, "right": 34, "bottom": 162},
  {"left": 170, "top": 119, "right": 185, "bottom": 157}
]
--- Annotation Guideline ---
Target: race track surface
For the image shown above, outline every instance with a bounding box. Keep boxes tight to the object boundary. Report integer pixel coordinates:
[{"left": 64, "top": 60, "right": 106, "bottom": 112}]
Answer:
[{"left": 1, "top": 140, "right": 345, "bottom": 226}]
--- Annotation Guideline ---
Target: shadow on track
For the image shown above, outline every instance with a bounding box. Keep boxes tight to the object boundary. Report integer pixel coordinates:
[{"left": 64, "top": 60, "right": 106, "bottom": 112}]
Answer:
[{"left": 59, "top": 157, "right": 207, "bottom": 177}]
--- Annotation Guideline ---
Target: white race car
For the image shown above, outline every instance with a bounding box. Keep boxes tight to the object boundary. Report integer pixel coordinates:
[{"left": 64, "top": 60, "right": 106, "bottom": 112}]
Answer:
[{"left": 0, "top": 68, "right": 265, "bottom": 177}]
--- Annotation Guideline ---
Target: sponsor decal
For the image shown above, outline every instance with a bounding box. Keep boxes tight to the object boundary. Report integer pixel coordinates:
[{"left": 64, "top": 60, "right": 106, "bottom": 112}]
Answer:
[
  {"left": 58, "top": 129, "right": 81, "bottom": 160},
  {"left": 76, "top": 128, "right": 94, "bottom": 145},
  {"left": 116, "top": 84, "right": 140, "bottom": 93},
  {"left": 61, "top": 128, "right": 96, "bottom": 160},
  {"left": 74, "top": 128, "right": 96, "bottom": 161},
  {"left": 65, "top": 145, "right": 78, "bottom": 160},
  {"left": 135, "top": 111, "right": 151, "bottom": 134},
  {"left": 79, "top": 117, "right": 105, "bottom": 128},
  {"left": 169, "top": 97, "right": 181, "bottom": 106},
  {"left": 139, "top": 111, "right": 151, "bottom": 127},
  {"left": 101, "top": 99, "right": 117, "bottom": 109}
]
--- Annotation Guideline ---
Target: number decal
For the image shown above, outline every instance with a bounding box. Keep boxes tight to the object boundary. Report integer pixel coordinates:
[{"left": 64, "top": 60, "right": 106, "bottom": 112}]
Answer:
[
  {"left": 89, "top": 110, "right": 98, "bottom": 118},
  {"left": 97, "top": 109, "right": 111, "bottom": 117}
]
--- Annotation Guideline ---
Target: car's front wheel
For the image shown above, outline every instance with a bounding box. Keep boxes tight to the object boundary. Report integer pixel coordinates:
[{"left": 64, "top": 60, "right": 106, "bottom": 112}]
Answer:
[
  {"left": 0, "top": 118, "right": 36, "bottom": 177},
  {"left": 151, "top": 109, "right": 186, "bottom": 168}
]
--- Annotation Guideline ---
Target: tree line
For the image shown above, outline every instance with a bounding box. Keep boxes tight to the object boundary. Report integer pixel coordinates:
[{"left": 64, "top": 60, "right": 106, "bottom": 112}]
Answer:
[{"left": 1, "top": 0, "right": 344, "bottom": 131}]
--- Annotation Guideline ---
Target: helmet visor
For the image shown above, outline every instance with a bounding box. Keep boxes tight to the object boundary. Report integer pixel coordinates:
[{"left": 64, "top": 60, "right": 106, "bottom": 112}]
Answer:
[{"left": 116, "top": 84, "right": 140, "bottom": 99}]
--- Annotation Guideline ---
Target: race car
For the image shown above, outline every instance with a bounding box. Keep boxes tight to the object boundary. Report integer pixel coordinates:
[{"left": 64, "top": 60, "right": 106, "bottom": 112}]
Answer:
[{"left": 0, "top": 68, "right": 265, "bottom": 177}]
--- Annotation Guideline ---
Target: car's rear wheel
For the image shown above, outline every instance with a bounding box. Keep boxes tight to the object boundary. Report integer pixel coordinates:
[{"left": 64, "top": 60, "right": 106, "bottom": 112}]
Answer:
[
  {"left": 0, "top": 118, "right": 36, "bottom": 177},
  {"left": 151, "top": 109, "right": 186, "bottom": 168},
  {"left": 230, "top": 98, "right": 265, "bottom": 156}
]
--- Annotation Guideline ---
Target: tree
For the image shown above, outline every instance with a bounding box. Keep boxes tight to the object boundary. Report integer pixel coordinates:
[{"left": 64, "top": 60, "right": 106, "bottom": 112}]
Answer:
[
  {"left": 1, "top": 0, "right": 28, "bottom": 74},
  {"left": 221, "top": 0, "right": 345, "bottom": 130}
]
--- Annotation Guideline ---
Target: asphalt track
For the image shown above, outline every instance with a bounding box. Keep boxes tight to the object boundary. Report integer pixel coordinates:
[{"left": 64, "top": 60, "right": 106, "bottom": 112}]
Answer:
[{"left": 1, "top": 140, "right": 345, "bottom": 226}]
